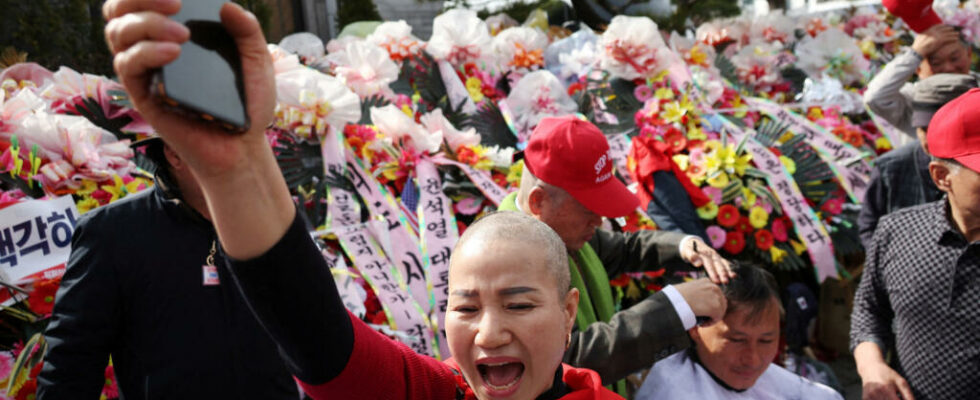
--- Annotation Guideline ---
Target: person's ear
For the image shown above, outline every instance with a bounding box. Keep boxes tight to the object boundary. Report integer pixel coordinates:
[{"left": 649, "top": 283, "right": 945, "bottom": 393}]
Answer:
[
  {"left": 527, "top": 186, "right": 548, "bottom": 216},
  {"left": 689, "top": 325, "right": 704, "bottom": 345},
  {"left": 930, "top": 161, "right": 953, "bottom": 192},
  {"left": 163, "top": 144, "right": 185, "bottom": 171},
  {"left": 563, "top": 288, "right": 579, "bottom": 333}
]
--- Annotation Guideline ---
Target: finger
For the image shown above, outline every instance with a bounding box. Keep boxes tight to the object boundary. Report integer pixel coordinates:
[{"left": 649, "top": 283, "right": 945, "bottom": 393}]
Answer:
[
  {"left": 105, "top": 11, "right": 189, "bottom": 55},
  {"left": 113, "top": 41, "right": 182, "bottom": 105},
  {"left": 104, "top": 0, "right": 182, "bottom": 21},
  {"left": 896, "top": 379, "right": 915, "bottom": 400},
  {"left": 220, "top": 2, "right": 276, "bottom": 128}
]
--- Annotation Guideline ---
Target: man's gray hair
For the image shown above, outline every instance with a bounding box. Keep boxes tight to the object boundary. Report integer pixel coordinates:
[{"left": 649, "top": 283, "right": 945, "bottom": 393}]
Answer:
[
  {"left": 452, "top": 211, "right": 570, "bottom": 297},
  {"left": 516, "top": 164, "right": 570, "bottom": 210},
  {"left": 932, "top": 156, "right": 963, "bottom": 175}
]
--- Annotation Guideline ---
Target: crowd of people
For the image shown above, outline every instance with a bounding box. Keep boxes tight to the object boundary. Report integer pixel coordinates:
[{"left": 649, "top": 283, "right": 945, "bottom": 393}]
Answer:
[{"left": 24, "top": 0, "right": 980, "bottom": 399}]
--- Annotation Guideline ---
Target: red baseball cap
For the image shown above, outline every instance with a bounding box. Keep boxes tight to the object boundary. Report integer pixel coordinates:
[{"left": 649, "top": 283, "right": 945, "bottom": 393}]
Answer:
[
  {"left": 927, "top": 88, "right": 980, "bottom": 173},
  {"left": 883, "top": 0, "right": 942, "bottom": 33},
  {"left": 524, "top": 116, "right": 639, "bottom": 218}
]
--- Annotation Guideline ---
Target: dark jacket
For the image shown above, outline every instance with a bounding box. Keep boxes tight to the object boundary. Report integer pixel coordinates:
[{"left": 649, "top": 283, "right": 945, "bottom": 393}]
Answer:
[
  {"left": 37, "top": 182, "right": 298, "bottom": 400},
  {"left": 498, "top": 192, "right": 691, "bottom": 384},
  {"left": 857, "top": 142, "right": 942, "bottom": 249}
]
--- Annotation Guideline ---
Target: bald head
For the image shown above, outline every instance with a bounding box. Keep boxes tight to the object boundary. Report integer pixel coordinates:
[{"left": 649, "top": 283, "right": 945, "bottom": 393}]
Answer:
[{"left": 452, "top": 211, "right": 570, "bottom": 297}]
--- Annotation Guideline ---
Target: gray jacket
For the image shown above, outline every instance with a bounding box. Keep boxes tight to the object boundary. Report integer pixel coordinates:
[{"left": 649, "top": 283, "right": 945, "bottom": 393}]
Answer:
[{"left": 863, "top": 49, "right": 921, "bottom": 138}]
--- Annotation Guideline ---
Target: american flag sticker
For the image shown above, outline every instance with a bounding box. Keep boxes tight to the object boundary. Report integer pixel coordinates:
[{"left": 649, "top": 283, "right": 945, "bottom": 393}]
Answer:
[{"left": 202, "top": 265, "right": 220, "bottom": 286}]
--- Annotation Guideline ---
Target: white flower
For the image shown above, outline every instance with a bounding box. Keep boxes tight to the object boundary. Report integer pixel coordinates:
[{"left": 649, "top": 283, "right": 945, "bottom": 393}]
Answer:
[
  {"left": 599, "top": 16, "right": 673, "bottom": 80},
  {"left": 505, "top": 70, "right": 577, "bottom": 133},
  {"left": 558, "top": 41, "right": 599, "bottom": 82},
  {"left": 277, "top": 32, "right": 325, "bottom": 64},
  {"left": 327, "top": 41, "right": 399, "bottom": 99},
  {"left": 795, "top": 28, "right": 870, "bottom": 85},
  {"left": 696, "top": 17, "right": 749, "bottom": 48},
  {"left": 267, "top": 44, "right": 303, "bottom": 74},
  {"left": 274, "top": 68, "right": 361, "bottom": 138},
  {"left": 420, "top": 108, "right": 480, "bottom": 151},
  {"left": 748, "top": 11, "right": 797, "bottom": 45},
  {"left": 366, "top": 21, "right": 424, "bottom": 63},
  {"left": 731, "top": 42, "right": 785, "bottom": 91},
  {"left": 482, "top": 145, "right": 515, "bottom": 168},
  {"left": 427, "top": 9, "right": 492, "bottom": 66},
  {"left": 371, "top": 104, "right": 442, "bottom": 154},
  {"left": 491, "top": 27, "right": 548, "bottom": 73}
]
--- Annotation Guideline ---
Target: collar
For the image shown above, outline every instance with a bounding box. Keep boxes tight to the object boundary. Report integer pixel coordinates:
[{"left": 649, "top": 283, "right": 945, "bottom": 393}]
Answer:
[
  {"left": 153, "top": 173, "right": 210, "bottom": 226},
  {"left": 688, "top": 348, "right": 748, "bottom": 393},
  {"left": 931, "top": 197, "right": 970, "bottom": 247}
]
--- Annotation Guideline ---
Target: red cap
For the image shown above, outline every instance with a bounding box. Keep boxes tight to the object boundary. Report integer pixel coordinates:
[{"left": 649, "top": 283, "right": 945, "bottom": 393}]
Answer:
[
  {"left": 927, "top": 88, "right": 980, "bottom": 173},
  {"left": 883, "top": 0, "right": 942, "bottom": 33},
  {"left": 524, "top": 116, "right": 639, "bottom": 218}
]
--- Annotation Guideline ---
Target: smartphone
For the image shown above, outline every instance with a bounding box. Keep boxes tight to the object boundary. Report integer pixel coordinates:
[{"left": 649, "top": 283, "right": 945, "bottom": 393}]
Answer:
[{"left": 151, "top": 0, "right": 249, "bottom": 132}]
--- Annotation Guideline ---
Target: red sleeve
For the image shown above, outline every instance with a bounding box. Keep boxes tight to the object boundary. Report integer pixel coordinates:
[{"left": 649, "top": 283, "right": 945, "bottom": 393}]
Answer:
[{"left": 299, "top": 312, "right": 460, "bottom": 400}]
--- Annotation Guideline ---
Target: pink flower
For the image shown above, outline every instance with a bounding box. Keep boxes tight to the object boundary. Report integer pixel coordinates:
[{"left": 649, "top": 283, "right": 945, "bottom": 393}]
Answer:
[
  {"left": 772, "top": 217, "right": 789, "bottom": 242},
  {"left": 822, "top": 197, "right": 843, "bottom": 216},
  {"left": 634, "top": 85, "right": 654, "bottom": 102},
  {"left": 702, "top": 187, "right": 723, "bottom": 204},
  {"left": 706, "top": 225, "right": 727, "bottom": 249}
]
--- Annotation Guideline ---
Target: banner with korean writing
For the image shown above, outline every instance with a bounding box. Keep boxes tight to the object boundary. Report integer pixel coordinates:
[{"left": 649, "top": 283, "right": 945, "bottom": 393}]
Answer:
[
  {"left": 432, "top": 157, "right": 511, "bottom": 206},
  {"left": 0, "top": 195, "right": 78, "bottom": 283},
  {"left": 416, "top": 159, "right": 458, "bottom": 357}
]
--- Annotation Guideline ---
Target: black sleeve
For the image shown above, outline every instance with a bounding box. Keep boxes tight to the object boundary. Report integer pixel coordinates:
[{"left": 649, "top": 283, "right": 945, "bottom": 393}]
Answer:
[
  {"left": 589, "top": 228, "right": 687, "bottom": 278},
  {"left": 37, "top": 218, "right": 117, "bottom": 399},
  {"left": 224, "top": 212, "right": 353, "bottom": 385}
]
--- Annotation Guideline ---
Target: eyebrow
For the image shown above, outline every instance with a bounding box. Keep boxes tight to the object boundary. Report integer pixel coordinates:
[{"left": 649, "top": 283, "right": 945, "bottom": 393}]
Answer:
[
  {"left": 451, "top": 287, "right": 540, "bottom": 297},
  {"left": 727, "top": 329, "right": 777, "bottom": 337}
]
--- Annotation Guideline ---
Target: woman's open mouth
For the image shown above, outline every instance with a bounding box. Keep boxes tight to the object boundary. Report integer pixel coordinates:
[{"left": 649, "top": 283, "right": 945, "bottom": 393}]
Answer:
[{"left": 477, "top": 359, "right": 525, "bottom": 396}]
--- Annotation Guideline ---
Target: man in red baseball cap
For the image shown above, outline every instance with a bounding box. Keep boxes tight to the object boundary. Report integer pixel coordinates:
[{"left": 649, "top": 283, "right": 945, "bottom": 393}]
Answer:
[
  {"left": 497, "top": 115, "right": 732, "bottom": 393},
  {"left": 851, "top": 89, "right": 980, "bottom": 400}
]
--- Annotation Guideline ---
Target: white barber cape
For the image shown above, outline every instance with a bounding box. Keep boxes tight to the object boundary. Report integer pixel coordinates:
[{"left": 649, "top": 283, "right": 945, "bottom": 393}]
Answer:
[{"left": 636, "top": 351, "right": 842, "bottom": 400}]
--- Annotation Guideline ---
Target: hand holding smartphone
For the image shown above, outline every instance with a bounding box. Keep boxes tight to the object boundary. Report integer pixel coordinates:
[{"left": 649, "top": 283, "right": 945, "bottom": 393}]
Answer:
[{"left": 151, "top": 0, "right": 250, "bottom": 132}]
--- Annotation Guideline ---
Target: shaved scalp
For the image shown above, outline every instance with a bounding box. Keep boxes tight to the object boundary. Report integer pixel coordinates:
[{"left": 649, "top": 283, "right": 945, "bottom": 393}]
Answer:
[{"left": 453, "top": 211, "right": 570, "bottom": 297}]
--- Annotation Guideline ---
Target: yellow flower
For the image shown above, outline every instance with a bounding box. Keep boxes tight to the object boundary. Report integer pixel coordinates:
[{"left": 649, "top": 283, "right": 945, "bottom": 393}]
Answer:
[
  {"left": 707, "top": 171, "right": 729, "bottom": 188},
  {"left": 702, "top": 140, "right": 722, "bottom": 154},
  {"left": 749, "top": 206, "right": 769, "bottom": 228},
  {"left": 76, "top": 197, "right": 100, "bottom": 214},
  {"left": 686, "top": 122, "right": 707, "bottom": 140},
  {"left": 779, "top": 155, "right": 796, "bottom": 175},
  {"left": 807, "top": 107, "right": 824, "bottom": 121},
  {"left": 507, "top": 159, "right": 525, "bottom": 186},
  {"left": 654, "top": 87, "right": 675, "bottom": 100},
  {"left": 741, "top": 188, "right": 757, "bottom": 210},
  {"left": 875, "top": 137, "right": 893, "bottom": 151},
  {"left": 662, "top": 102, "right": 686, "bottom": 123},
  {"left": 731, "top": 96, "right": 747, "bottom": 118},
  {"left": 672, "top": 154, "right": 690, "bottom": 171},
  {"left": 770, "top": 245, "right": 788, "bottom": 263},
  {"left": 696, "top": 202, "right": 719, "bottom": 219},
  {"left": 101, "top": 175, "right": 146, "bottom": 204},
  {"left": 790, "top": 239, "right": 807, "bottom": 255},
  {"left": 401, "top": 104, "right": 414, "bottom": 118},
  {"left": 75, "top": 180, "right": 99, "bottom": 196},
  {"left": 688, "top": 45, "right": 708, "bottom": 65},
  {"left": 465, "top": 77, "right": 485, "bottom": 103}
]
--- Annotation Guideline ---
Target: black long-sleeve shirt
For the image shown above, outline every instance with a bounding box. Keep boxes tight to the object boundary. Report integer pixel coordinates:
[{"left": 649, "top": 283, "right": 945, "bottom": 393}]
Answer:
[{"left": 38, "top": 184, "right": 298, "bottom": 400}]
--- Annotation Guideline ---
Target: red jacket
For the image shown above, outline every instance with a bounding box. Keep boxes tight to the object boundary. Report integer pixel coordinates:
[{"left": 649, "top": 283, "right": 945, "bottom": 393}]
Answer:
[{"left": 300, "top": 313, "right": 623, "bottom": 400}]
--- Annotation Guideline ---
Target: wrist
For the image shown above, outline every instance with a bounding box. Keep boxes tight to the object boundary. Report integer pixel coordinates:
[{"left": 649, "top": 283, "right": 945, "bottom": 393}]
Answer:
[{"left": 909, "top": 46, "right": 925, "bottom": 60}]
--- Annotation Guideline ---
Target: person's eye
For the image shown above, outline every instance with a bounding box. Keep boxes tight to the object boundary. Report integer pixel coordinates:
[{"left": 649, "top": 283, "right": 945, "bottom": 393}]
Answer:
[
  {"left": 507, "top": 303, "right": 536, "bottom": 311},
  {"left": 728, "top": 338, "right": 746, "bottom": 343},
  {"left": 454, "top": 306, "right": 478, "bottom": 313},
  {"left": 759, "top": 339, "right": 775, "bottom": 344}
]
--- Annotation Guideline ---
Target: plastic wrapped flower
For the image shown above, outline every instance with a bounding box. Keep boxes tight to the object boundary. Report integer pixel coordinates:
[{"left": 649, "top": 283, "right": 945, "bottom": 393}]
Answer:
[
  {"left": 274, "top": 68, "right": 361, "bottom": 139},
  {"left": 486, "top": 13, "right": 519, "bottom": 36},
  {"left": 669, "top": 34, "right": 717, "bottom": 69},
  {"left": 731, "top": 42, "right": 786, "bottom": 93},
  {"left": 935, "top": 0, "right": 980, "bottom": 47},
  {"left": 371, "top": 104, "right": 442, "bottom": 154},
  {"left": 506, "top": 70, "right": 577, "bottom": 134},
  {"left": 366, "top": 20, "right": 425, "bottom": 64},
  {"left": 327, "top": 41, "right": 399, "bottom": 99},
  {"left": 492, "top": 27, "right": 548, "bottom": 73},
  {"left": 599, "top": 16, "right": 676, "bottom": 80},
  {"left": 696, "top": 18, "right": 748, "bottom": 48},
  {"left": 267, "top": 44, "right": 303, "bottom": 74},
  {"left": 795, "top": 28, "right": 870, "bottom": 85},
  {"left": 420, "top": 108, "right": 480, "bottom": 151},
  {"left": 844, "top": 11, "right": 896, "bottom": 44},
  {"left": 748, "top": 11, "right": 797, "bottom": 44},
  {"left": 546, "top": 28, "right": 600, "bottom": 83},
  {"left": 427, "top": 9, "right": 492, "bottom": 66}
]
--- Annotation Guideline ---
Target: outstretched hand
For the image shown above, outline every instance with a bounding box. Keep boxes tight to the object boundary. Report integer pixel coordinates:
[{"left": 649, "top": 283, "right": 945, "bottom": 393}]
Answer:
[
  {"left": 679, "top": 237, "right": 735, "bottom": 284},
  {"left": 104, "top": 0, "right": 293, "bottom": 260},
  {"left": 103, "top": 0, "right": 275, "bottom": 179}
]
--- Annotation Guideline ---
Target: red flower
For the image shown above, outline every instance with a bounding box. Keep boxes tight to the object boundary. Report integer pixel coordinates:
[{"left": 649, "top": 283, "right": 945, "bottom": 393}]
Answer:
[
  {"left": 103, "top": 364, "right": 119, "bottom": 399},
  {"left": 28, "top": 277, "right": 60, "bottom": 317},
  {"left": 717, "top": 204, "right": 740, "bottom": 228},
  {"left": 609, "top": 274, "right": 631, "bottom": 288},
  {"left": 567, "top": 82, "right": 585, "bottom": 96},
  {"left": 456, "top": 146, "right": 480, "bottom": 166},
  {"left": 644, "top": 269, "right": 666, "bottom": 279},
  {"left": 15, "top": 379, "right": 36, "bottom": 400},
  {"left": 772, "top": 217, "right": 789, "bottom": 242},
  {"left": 754, "top": 229, "right": 774, "bottom": 251},
  {"left": 723, "top": 231, "right": 746, "bottom": 254},
  {"left": 735, "top": 216, "right": 753, "bottom": 234},
  {"left": 663, "top": 127, "right": 687, "bottom": 153},
  {"left": 821, "top": 197, "right": 844, "bottom": 216},
  {"left": 491, "top": 172, "right": 508, "bottom": 188}
]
